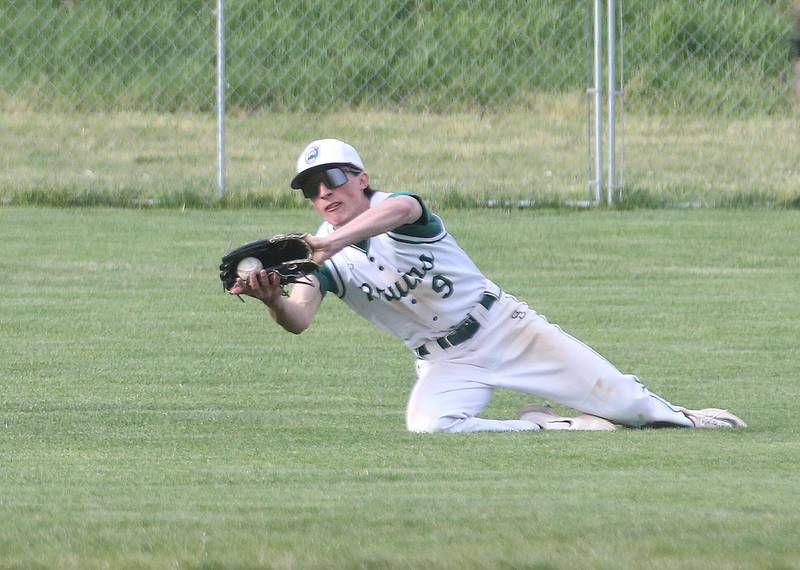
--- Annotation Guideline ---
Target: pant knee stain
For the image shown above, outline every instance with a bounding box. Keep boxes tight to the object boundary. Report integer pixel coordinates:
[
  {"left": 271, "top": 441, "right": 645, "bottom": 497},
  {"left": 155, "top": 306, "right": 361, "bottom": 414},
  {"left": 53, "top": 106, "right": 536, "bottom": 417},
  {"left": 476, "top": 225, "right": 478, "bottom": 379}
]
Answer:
[{"left": 591, "top": 377, "right": 617, "bottom": 400}]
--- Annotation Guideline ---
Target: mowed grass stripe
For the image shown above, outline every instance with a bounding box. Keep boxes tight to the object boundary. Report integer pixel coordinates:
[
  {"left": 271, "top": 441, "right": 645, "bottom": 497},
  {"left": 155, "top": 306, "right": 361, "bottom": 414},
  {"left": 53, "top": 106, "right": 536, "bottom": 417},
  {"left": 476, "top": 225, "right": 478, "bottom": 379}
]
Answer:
[{"left": 1, "top": 207, "right": 798, "bottom": 568}]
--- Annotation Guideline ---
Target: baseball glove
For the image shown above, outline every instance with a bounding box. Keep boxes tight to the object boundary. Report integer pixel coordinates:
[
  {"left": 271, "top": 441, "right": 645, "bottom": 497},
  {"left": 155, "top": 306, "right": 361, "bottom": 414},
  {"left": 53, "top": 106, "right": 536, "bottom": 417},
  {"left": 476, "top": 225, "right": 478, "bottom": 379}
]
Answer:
[{"left": 219, "top": 233, "right": 318, "bottom": 294}]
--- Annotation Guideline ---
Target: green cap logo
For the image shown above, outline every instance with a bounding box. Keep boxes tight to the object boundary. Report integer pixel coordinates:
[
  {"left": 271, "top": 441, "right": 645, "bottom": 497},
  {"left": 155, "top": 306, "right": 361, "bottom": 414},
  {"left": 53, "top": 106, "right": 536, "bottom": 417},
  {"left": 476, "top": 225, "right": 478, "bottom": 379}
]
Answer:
[{"left": 305, "top": 146, "right": 320, "bottom": 164}]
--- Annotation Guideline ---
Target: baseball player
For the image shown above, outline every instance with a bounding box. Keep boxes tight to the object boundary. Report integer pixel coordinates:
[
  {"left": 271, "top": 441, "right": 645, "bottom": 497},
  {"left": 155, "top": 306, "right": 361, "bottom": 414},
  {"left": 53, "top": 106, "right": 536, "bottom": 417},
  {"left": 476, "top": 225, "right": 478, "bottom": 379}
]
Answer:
[{"left": 229, "top": 138, "right": 747, "bottom": 432}]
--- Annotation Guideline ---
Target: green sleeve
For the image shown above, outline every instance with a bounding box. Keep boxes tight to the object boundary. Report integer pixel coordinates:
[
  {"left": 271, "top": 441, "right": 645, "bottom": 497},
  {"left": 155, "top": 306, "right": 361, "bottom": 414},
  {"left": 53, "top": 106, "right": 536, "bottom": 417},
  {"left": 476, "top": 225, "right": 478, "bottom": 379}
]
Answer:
[
  {"left": 387, "top": 192, "right": 444, "bottom": 238},
  {"left": 312, "top": 265, "right": 336, "bottom": 298}
]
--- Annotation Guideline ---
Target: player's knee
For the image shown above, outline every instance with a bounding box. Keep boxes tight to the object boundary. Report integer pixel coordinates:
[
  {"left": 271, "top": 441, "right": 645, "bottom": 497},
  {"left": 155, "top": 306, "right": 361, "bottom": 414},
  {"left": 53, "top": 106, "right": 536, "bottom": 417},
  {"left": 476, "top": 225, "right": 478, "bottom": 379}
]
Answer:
[
  {"left": 406, "top": 411, "right": 442, "bottom": 433},
  {"left": 406, "top": 411, "right": 463, "bottom": 433}
]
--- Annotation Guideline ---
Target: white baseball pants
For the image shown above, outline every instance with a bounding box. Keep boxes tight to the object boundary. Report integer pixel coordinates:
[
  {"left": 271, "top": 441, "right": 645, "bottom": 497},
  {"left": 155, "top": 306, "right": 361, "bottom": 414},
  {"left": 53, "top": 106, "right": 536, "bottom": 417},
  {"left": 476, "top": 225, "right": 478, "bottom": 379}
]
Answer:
[{"left": 406, "top": 290, "right": 693, "bottom": 433}]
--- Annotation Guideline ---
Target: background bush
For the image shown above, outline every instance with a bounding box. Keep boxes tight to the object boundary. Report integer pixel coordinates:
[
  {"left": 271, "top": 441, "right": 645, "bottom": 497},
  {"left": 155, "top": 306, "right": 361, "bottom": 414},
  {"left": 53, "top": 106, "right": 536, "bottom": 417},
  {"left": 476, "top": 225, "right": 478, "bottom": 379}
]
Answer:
[{"left": 1, "top": 0, "right": 793, "bottom": 114}]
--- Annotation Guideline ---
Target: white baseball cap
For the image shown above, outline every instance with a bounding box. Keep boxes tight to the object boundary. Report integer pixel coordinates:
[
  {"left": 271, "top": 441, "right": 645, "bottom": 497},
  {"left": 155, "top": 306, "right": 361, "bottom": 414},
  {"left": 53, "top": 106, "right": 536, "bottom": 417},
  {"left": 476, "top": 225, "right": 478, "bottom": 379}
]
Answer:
[{"left": 290, "top": 138, "right": 365, "bottom": 189}]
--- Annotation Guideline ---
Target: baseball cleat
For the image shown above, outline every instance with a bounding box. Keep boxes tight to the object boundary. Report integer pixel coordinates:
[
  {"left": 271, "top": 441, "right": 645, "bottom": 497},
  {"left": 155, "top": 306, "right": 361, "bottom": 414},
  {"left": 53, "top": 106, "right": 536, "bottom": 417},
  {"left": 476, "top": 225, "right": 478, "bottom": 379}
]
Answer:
[
  {"left": 678, "top": 407, "right": 747, "bottom": 429},
  {"left": 519, "top": 404, "right": 617, "bottom": 431}
]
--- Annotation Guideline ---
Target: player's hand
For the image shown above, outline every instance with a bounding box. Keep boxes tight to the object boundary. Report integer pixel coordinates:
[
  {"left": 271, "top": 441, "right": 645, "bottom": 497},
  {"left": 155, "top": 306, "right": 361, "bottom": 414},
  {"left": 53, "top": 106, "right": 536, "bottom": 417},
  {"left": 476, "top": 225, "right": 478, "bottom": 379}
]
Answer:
[
  {"left": 303, "top": 234, "right": 338, "bottom": 266},
  {"left": 228, "top": 269, "right": 283, "bottom": 306}
]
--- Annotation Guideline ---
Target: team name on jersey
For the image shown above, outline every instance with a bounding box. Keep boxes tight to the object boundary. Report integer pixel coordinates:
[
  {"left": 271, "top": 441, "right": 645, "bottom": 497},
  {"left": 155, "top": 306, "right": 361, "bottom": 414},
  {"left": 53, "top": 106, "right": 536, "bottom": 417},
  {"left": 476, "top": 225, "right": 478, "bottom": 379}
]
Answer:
[{"left": 359, "top": 252, "right": 454, "bottom": 303}]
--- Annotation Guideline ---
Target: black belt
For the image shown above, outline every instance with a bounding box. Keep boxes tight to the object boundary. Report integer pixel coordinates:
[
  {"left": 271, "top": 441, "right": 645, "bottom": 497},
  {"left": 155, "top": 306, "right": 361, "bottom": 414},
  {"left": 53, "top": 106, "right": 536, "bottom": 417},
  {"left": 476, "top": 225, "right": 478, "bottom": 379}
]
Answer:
[{"left": 414, "top": 291, "right": 498, "bottom": 358}]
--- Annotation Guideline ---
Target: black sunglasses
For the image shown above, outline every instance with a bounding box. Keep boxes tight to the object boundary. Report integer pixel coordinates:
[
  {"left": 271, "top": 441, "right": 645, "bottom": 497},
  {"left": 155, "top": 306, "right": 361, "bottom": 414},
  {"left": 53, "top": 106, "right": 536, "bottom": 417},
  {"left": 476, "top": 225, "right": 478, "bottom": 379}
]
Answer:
[{"left": 300, "top": 167, "right": 359, "bottom": 199}]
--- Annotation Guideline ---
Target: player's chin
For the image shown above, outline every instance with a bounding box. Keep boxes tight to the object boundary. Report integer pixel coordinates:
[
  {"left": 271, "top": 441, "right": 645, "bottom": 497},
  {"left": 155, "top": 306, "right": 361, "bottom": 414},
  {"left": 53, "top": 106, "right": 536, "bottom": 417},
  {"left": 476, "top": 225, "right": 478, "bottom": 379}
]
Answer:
[{"left": 325, "top": 209, "right": 353, "bottom": 227}]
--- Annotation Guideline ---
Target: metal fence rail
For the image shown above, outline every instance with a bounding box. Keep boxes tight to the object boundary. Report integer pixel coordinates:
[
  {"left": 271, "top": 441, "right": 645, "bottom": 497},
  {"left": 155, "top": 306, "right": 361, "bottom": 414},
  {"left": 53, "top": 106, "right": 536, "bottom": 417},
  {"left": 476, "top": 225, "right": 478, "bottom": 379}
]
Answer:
[{"left": 1, "top": 1, "right": 796, "bottom": 205}]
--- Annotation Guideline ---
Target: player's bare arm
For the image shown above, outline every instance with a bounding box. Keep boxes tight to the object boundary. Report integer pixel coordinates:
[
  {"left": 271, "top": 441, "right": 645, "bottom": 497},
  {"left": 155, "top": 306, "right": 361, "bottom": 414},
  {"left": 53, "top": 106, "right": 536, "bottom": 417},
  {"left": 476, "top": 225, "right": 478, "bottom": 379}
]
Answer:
[
  {"left": 305, "top": 194, "right": 422, "bottom": 265},
  {"left": 229, "top": 270, "right": 322, "bottom": 334}
]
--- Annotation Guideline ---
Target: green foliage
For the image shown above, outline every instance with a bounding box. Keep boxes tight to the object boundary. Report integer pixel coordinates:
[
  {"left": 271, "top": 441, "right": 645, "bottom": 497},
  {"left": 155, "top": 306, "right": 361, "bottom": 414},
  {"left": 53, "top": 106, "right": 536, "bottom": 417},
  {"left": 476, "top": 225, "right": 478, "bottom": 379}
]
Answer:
[
  {"left": 623, "top": 0, "right": 793, "bottom": 114},
  {"left": 1, "top": 1, "right": 792, "bottom": 113}
]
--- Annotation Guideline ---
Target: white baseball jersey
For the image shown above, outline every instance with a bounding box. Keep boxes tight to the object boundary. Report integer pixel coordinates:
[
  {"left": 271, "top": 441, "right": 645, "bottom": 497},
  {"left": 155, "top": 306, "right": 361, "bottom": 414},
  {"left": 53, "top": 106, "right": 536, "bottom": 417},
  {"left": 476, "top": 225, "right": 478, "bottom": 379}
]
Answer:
[
  {"left": 311, "top": 190, "right": 698, "bottom": 433},
  {"left": 314, "top": 192, "right": 488, "bottom": 348}
]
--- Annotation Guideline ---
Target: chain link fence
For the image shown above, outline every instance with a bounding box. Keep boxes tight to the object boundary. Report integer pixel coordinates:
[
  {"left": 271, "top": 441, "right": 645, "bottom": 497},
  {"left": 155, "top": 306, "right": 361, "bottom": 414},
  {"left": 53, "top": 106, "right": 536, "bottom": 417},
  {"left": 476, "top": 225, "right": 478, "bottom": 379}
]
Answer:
[{"left": 1, "top": 1, "right": 797, "bottom": 206}]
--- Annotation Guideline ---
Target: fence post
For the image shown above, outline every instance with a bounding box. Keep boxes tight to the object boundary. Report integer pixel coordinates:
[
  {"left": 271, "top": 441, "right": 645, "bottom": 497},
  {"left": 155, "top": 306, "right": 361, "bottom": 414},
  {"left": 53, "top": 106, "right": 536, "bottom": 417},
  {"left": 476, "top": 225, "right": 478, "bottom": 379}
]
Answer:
[
  {"left": 794, "top": 0, "right": 800, "bottom": 103},
  {"left": 216, "top": 0, "right": 226, "bottom": 198},
  {"left": 592, "top": 0, "right": 603, "bottom": 205},
  {"left": 590, "top": 0, "right": 624, "bottom": 206},
  {"left": 606, "top": 0, "right": 616, "bottom": 205}
]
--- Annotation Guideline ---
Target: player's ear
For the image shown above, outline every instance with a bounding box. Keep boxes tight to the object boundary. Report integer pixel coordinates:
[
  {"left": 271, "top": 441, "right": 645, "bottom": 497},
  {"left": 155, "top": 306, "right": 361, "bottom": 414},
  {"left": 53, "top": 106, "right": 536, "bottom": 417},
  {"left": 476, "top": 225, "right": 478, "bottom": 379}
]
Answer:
[{"left": 356, "top": 171, "right": 369, "bottom": 190}]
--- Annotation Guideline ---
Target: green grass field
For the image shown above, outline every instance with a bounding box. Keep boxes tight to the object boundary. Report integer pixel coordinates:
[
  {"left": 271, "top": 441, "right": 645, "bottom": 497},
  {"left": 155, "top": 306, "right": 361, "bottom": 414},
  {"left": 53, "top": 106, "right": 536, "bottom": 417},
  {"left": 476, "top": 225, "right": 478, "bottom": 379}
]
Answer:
[
  {"left": 2, "top": 108, "right": 799, "bottom": 209},
  {"left": 2, "top": 206, "right": 799, "bottom": 568}
]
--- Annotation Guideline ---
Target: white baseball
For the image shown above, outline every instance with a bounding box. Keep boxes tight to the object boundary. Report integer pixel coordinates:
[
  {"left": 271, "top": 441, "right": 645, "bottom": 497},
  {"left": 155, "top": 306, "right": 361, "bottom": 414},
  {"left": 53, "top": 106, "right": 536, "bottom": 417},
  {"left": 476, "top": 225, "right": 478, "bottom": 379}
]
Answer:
[{"left": 237, "top": 256, "right": 263, "bottom": 280}]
